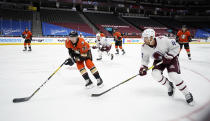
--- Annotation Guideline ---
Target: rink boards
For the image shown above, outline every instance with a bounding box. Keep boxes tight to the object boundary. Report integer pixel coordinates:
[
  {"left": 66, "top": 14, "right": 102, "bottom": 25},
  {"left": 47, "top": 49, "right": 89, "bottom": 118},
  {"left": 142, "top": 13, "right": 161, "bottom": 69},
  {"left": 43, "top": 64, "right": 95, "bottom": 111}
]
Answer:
[{"left": 0, "top": 37, "right": 210, "bottom": 45}]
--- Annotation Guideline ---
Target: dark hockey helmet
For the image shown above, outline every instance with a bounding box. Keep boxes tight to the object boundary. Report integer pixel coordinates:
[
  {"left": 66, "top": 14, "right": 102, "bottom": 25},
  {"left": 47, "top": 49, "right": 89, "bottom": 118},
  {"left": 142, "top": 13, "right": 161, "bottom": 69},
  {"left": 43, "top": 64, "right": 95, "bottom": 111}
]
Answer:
[
  {"left": 25, "top": 27, "right": 29, "bottom": 31},
  {"left": 182, "top": 25, "right": 187, "bottom": 29},
  {"left": 113, "top": 28, "right": 118, "bottom": 32},
  {"left": 69, "top": 31, "right": 78, "bottom": 37}
]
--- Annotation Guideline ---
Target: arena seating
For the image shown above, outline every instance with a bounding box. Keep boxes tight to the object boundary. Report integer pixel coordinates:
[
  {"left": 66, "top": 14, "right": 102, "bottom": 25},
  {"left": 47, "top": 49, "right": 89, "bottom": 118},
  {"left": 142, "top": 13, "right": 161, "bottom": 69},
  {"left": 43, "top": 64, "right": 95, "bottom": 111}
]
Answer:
[
  {"left": 123, "top": 17, "right": 169, "bottom": 36},
  {"left": 124, "top": 17, "right": 165, "bottom": 28},
  {"left": 0, "top": 20, "right": 31, "bottom": 36},
  {"left": 151, "top": 17, "right": 183, "bottom": 29},
  {"left": 0, "top": 8, "right": 32, "bottom": 36},
  {"left": 84, "top": 12, "right": 141, "bottom": 36},
  {"left": 42, "top": 22, "right": 94, "bottom": 36},
  {"left": 40, "top": 9, "right": 95, "bottom": 36},
  {"left": 195, "top": 29, "right": 210, "bottom": 38},
  {"left": 1, "top": 7, "right": 208, "bottom": 38},
  {"left": 151, "top": 17, "right": 199, "bottom": 37},
  {"left": 0, "top": 8, "right": 33, "bottom": 21}
]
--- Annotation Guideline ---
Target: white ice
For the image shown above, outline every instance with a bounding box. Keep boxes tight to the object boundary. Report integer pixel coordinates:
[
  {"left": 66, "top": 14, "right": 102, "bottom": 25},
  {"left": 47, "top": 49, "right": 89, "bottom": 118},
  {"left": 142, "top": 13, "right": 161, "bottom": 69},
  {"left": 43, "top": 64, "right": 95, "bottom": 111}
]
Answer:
[{"left": 0, "top": 44, "right": 210, "bottom": 121}]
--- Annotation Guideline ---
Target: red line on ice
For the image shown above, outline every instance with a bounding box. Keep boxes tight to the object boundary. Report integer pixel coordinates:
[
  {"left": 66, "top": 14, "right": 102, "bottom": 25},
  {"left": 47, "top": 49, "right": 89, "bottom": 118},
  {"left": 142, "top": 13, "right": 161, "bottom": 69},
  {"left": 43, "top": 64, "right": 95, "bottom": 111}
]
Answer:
[{"left": 168, "top": 66, "right": 210, "bottom": 121}]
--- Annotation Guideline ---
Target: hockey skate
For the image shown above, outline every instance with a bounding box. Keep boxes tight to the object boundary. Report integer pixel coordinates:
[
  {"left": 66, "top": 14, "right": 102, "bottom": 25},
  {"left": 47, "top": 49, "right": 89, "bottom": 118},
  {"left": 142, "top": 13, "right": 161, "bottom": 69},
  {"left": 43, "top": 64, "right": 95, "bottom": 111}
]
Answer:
[
  {"left": 111, "top": 54, "right": 114, "bottom": 60},
  {"left": 115, "top": 49, "right": 119, "bottom": 55},
  {"left": 28, "top": 47, "right": 32, "bottom": 51},
  {"left": 185, "top": 92, "right": 194, "bottom": 106},
  {"left": 122, "top": 50, "right": 125, "bottom": 55},
  {"left": 85, "top": 79, "right": 94, "bottom": 89},
  {"left": 168, "top": 81, "right": 174, "bottom": 96},
  {"left": 23, "top": 47, "right": 27, "bottom": 51},
  {"left": 97, "top": 78, "right": 104, "bottom": 88}
]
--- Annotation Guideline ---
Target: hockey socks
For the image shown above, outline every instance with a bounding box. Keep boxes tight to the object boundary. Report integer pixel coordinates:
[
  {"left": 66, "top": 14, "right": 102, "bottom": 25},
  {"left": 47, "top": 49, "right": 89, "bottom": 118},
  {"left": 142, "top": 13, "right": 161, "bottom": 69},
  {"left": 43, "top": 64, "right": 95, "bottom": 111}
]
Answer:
[
  {"left": 90, "top": 67, "right": 103, "bottom": 87},
  {"left": 80, "top": 68, "right": 93, "bottom": 88}
]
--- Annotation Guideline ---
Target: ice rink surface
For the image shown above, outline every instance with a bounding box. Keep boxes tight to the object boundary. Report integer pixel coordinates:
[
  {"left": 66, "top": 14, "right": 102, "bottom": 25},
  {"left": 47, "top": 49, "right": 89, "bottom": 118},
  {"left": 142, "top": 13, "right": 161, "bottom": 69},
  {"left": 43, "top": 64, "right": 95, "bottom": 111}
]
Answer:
[{"left": 0, "top": 44, "right": 210, "bottom": 121}]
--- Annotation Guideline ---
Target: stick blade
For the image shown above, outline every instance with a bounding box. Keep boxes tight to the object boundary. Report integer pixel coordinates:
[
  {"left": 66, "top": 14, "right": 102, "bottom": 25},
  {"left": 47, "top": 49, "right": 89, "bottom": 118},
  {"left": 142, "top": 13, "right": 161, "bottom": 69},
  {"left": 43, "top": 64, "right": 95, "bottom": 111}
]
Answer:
[
  {"left": 13, "top": 97, "right": 30, "bottom": 103},
  {"left": 91, "top": 93, "right": 102, "bottom": 97}
]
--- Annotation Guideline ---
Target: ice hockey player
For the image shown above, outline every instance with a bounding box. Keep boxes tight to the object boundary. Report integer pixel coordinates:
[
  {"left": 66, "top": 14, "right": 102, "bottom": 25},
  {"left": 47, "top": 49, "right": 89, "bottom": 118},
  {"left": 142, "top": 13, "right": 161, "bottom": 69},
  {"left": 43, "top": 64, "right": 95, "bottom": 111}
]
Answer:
[
  {"left": 78, "top": 33, "right": 84, "bottom": 38},
  {"left": 22, "top": 27, "right": 32, "bottom": 51},
  {"left": 139, "top": 28, "right": 194, "bottom": 105},
  {"left": 113, "top": 28, "right": 125, "bottom": 55},
  {"left": 92, "top": 33, "right": 114, "bottom": 60},
  {"left": 100, "top": 32, "right": 105, "bottom": 37},
  {"left": 176, "top": 25, "right": 192, "bottom": 60},
  {"left": 65, "top": 31, "right": 103, "bottom": 88}
]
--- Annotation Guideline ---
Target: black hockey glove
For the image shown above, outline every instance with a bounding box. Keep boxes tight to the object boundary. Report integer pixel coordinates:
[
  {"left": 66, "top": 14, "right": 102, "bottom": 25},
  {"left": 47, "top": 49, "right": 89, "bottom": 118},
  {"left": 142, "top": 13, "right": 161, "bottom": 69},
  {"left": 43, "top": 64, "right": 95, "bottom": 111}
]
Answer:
[
  {"left": 22, "top": 34, "right": 26, "bottom": 39},
  {"left": 64, "top": 58, "right": 75, "bottom": 66},
  {"left": 188, "top": 36, "right": 192, "bottom": 42},
  {"left": 118, "top": 36, "right": 122, "bottom": 40}
]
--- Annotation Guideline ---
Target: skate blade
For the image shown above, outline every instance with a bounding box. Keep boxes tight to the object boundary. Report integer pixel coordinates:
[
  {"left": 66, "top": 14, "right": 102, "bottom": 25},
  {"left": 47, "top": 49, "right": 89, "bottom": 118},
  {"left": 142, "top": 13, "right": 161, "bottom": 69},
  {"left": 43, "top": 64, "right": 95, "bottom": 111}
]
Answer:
[
  {"left": 169, "top": 87, "right": 175, "bottom": 97},
  {"left": 97, "top": 83, "right": 104, "bottom": 88},
  {"left": 168, "top": 92, "right": 175, "bottom": 97},
  {"left": 188, "top": 101, "right": 195, "bottom": 106},
  {"left": 86, "top": 84, "right": 94, "bottom": 89},
  {"left": 111, "top": 55, "right": 114, "bottom": 60}
]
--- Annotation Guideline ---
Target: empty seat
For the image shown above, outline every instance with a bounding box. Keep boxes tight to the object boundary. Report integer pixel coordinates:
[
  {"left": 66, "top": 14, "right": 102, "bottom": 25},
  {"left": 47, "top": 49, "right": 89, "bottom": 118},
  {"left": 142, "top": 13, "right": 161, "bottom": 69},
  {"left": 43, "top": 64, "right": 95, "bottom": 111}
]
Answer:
[
  {"left": 84, "top": 12, "right": 141, "bottom": 36},
  {"left": 40, "top": 9, "right": 95, "bottom": 36}
]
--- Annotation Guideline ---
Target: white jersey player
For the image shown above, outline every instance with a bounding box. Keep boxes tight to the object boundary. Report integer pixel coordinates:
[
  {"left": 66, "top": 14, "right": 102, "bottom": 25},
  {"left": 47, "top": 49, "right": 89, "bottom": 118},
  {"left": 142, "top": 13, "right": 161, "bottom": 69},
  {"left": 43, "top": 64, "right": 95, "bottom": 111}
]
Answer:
[
  {"left": 92, "top": 33, "right": 114, "bottom": 60},
  {"left": 78, "top": 33, "right": 84, "bottom": 38},
  {"left": 139, "top": 28, "right": 194, "bottom": 105}
]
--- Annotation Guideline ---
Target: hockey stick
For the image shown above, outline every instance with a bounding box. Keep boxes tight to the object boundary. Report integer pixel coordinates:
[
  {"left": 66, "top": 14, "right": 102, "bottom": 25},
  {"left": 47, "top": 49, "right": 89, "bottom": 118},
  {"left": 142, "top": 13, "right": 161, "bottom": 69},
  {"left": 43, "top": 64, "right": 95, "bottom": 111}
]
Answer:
[
  {"left": 91, "top": 61, "right": 163, "bottom": 97},
  {"left": 13, "top": 60, "right": 67, "bottom": 103}
]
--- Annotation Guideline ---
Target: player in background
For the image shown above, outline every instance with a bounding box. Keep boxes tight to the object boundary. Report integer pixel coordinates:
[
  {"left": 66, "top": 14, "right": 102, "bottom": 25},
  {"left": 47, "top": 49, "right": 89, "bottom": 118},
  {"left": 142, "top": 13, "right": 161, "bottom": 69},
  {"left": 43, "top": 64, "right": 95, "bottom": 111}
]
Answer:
[
  {"left": 139, "top": 29, "right": 194, "bottom": 105},
  {"left": 65, "top": 31, "right": 103, "bottom": 88},
  {"left": 113, "top": 29, "right": 125, "bottom": 55},
  {"left": 92, "top": 33, "right": 114, "bottom": 60},
  {"left": 78, "top": 33, "right": 84, "bottom": 38},
  {"left": 176, "top": 25, "right": 192, "bottom": 60},
  {"left": 22, "top": 27, "right": 32, "bottom": 51},
  {"left": 100, "top": 32, "right": 105, "bottom": 37}
]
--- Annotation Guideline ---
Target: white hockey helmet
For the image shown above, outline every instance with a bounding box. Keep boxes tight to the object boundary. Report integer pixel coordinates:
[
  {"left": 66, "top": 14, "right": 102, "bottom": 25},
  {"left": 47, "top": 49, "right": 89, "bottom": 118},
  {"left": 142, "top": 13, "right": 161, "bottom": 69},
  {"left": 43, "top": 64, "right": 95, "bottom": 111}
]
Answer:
[
  {"left": 142, "top": 28, "right": 156, "bottom": 40},
  {"left": 96, "top": 33, "right": 101, "bottom": 37}
]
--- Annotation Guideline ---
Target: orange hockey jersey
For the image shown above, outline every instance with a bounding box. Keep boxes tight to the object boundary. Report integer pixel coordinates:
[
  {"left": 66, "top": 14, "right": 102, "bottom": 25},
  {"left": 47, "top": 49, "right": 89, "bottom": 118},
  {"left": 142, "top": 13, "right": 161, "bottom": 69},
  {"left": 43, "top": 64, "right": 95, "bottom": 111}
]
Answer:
[
  {"left": 177, "top": 30, "right": 191, "bottom": 43},
  {"left": 113, "top": 32, "right": 122, "bottom": 41},
  {"left": 22, "top": 30, "right": 32, "bottom": 40},
  {"left": 65, "top": 37, "right": 90, "bottom": 54}
]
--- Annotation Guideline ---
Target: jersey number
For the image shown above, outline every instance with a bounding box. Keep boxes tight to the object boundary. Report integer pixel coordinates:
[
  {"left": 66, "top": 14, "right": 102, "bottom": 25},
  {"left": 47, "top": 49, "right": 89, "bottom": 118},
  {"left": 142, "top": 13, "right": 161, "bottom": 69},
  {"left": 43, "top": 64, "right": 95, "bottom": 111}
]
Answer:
[{"left": 171, "top": 40, "right": 176, "bottom": 46}]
